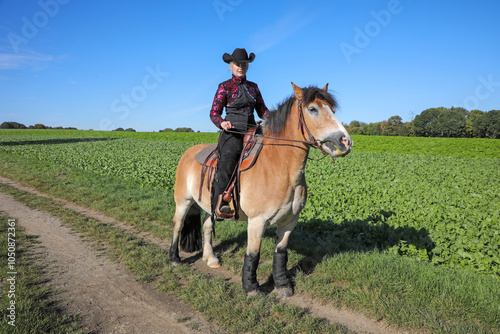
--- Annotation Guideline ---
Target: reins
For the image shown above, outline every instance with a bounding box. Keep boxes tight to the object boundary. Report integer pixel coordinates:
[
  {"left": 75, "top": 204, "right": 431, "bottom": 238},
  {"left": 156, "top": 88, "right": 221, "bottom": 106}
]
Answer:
[
  {"left": 224, "top": 98, "right": 330, "bottom": 160},
  {"left": 224, "top": 128, "right": 311, "bottom": 146},
  {"left": 203, "top": 97, "right": 331, "bottom": 213}
]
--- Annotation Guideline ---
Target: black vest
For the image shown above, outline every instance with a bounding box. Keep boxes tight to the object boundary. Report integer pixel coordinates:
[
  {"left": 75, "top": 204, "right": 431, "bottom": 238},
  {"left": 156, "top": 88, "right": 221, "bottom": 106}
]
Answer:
[{"left": 225, "top": 84, "right": 257, "bottom": 131}]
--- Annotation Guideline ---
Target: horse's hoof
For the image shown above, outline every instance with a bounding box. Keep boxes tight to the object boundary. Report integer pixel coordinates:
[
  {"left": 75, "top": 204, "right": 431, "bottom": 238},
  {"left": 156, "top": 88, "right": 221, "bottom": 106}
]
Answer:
[
  {"left": 246, "top": 289, "right": 262, "bottom": 297},
  {"left": 276, "top": 287, "right": 293, "bottom": 298},
  {"left": 207, "top": 259, "right": 221, "bottom": 269},
  {"left": 170, "top": 257, "right": 181, "bottom": 267}
]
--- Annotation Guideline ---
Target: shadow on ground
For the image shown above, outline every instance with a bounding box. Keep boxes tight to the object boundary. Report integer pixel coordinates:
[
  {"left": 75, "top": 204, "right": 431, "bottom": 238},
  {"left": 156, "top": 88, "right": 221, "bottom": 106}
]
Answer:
[
  {"left": 204, "top": 210, "right": 434, "bottom": 293},
  {"left": 0, "top": 137, "right": 117, "bottom": 146}
]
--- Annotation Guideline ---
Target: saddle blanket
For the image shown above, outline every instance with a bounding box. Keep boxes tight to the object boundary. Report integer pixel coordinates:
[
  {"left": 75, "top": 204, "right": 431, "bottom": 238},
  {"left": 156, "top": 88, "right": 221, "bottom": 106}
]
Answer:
[{"left": 194, "top": 136, "right": 263, "bottom": 172}]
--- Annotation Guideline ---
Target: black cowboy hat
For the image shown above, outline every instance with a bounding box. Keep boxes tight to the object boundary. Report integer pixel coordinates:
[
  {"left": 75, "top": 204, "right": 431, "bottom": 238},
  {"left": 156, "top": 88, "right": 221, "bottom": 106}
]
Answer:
[{"left": 222, "top": 48, "right": 255, "bottom": 64}]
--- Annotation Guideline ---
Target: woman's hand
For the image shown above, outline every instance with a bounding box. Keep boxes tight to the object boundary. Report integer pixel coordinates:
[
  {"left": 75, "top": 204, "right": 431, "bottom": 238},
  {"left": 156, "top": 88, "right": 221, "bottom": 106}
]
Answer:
[{"left": 220, "top": 121, "right": 234, "bottom": 131}]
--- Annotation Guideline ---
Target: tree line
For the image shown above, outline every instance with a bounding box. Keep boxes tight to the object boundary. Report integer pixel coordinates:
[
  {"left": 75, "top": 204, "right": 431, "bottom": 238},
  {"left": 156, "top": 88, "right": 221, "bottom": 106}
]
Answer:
[
  {"left": 0, "top": 122, "right": 195, "bottom": 133},
  {"left": 159, "top": 127, "right": 195, "bottom": 132},
  {"left": 1, "top": 122, "right": 77, "bottom": 130},
  {"left": 3, "top": 107, "right": 499, "bottom": 138},
  {"left": 346, "top": 107, "right": 500, "bottom": 139}
]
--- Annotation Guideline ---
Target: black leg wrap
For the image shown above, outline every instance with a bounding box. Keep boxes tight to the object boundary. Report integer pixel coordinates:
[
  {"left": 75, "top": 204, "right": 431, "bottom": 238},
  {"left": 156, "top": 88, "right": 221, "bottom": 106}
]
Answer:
[
  {"left": 169, "top": 241, "right": 181, "bottom": 264},
  {"left": 242, "top": 253, "right": 260, "bottom": 293},
  {"left": 273, "top": 251, "right": 290, "bottom": 288}
]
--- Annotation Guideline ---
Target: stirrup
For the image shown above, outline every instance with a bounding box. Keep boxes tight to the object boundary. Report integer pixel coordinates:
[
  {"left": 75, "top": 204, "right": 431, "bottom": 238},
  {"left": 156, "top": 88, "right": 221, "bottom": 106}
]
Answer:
[{"left": 214, "top": 194, "right": 235, "bottom": 220}]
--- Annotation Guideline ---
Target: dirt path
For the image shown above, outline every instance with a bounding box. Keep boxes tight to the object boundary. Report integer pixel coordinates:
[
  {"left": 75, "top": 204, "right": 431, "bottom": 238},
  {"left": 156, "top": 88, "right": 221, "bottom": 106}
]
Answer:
[
  {"left": 0, "top": 187, "right": 219, "bottom": 333},
  {"left": 0, "top": 176, "right": 405, "bottom": 334}
]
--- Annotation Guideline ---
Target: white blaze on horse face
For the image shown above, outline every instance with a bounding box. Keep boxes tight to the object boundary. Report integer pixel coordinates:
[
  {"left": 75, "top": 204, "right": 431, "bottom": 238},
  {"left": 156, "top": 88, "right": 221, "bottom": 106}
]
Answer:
[
  {"left": 313, "top": 101, "right": 352, "bottom": 155},
  {"left": 331, "top": 113, "right": 349, "bottom": 138},
  {"left": 313, "top": 102, "right": 339, "bottom": 131},
  {"left": 323, "top": 103, "right": 349, "bottom": 136}
]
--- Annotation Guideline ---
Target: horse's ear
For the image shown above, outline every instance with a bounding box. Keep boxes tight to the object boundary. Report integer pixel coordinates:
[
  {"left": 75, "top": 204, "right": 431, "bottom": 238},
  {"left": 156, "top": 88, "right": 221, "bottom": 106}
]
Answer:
[
  {"left": 291, "top": 82, "right": 303, "bottom": 100},
  {"left": 322, "top": 83, "right": 329, "bottom": 91}
]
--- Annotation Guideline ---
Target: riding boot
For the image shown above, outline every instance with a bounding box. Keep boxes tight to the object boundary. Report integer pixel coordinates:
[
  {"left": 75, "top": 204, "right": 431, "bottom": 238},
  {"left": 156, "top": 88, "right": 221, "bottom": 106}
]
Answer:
[
  {"left": 210, "top": 178, "right": 223, "bottom": 221},
  {"left": 211, "top": 131, "right": 242, "bottom": 220},
  {"left": 242, "top": 253, "right": 260, "bottom": 293},
  {"left": 211, "top": 179, "right": 231, "bottom": 221}
]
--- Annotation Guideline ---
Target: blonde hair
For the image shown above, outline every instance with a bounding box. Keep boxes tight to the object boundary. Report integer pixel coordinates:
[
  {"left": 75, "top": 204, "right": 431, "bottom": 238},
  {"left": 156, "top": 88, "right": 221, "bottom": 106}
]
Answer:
[{"left": 229, "top": 61, "right": 249, "bottom": 68}]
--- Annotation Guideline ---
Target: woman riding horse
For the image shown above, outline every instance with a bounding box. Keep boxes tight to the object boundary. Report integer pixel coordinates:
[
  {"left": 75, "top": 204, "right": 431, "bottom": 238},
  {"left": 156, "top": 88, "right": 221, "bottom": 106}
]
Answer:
[
  {"left": 170, "top": 81, "right": 353, "bottom": 297},
  {"left": 209, "top": 48, "right": 270, "bottom": 221}
]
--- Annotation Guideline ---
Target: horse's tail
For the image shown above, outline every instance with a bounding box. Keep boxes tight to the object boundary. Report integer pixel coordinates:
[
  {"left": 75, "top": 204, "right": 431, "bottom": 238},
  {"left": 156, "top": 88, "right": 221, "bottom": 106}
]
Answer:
[{"left": 179, "top": 204, "right": 202, "bottom": 253}]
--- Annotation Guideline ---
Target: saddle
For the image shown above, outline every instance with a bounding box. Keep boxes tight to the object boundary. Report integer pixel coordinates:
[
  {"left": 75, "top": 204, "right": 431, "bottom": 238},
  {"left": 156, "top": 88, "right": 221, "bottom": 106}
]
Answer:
[{"left": 195, "top": 125, "right": 264, "bottom": 219}]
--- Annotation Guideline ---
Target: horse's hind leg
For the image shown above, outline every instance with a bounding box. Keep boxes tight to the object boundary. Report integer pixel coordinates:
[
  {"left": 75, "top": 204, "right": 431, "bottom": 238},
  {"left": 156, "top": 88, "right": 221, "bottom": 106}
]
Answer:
[
  {"left": 273, "top": 217, "right": 299, "bottom": 297},
  {"left": 202, "top": 213, "right": 220, "bottom": 268}
]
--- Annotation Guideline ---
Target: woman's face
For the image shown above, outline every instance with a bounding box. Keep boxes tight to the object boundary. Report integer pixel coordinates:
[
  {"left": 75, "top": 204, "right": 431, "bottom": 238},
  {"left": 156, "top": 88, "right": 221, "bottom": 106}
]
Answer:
[{"left": 230, "top": 62, "right": 248, "bottom": 77}]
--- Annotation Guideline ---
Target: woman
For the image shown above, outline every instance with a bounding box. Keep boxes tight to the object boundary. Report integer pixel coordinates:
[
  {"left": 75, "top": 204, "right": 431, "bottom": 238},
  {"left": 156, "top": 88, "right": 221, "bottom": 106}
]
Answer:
[{"left": 209, "top": 48, "right": 270, "bottom": 220}]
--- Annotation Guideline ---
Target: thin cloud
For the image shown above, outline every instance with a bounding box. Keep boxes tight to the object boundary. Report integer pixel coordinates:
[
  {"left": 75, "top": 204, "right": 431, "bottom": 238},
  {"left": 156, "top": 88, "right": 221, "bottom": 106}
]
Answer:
[
  {"left": 250, "top": 9, "right": 322, "bottom": 53},
  {"left": 0, "top": 112, "right": 18, "bottom": 117},
  {"left": 0, "top": 49, "right": 53, "bottom": 70},
  {"left": 176, "top": 103, "right": 212, "bottom": 117}
]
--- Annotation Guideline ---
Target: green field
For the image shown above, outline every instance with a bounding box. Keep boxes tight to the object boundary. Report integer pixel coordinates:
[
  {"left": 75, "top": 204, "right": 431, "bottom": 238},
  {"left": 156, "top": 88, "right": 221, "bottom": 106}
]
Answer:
[{"left": 1, "top": 129, "right": 499, "bottom": 333}]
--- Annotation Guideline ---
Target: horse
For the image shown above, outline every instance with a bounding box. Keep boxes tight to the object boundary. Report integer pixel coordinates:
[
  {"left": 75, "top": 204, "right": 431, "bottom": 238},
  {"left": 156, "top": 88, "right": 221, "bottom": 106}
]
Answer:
[{"left": 169, "top": 82, "right": 353, "bottom": 296}]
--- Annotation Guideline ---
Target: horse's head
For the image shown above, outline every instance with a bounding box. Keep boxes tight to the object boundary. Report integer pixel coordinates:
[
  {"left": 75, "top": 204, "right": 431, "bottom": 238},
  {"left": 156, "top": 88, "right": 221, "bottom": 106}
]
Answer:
[{"left": 291, "top": 82, "right": 353, "bottom": 159}]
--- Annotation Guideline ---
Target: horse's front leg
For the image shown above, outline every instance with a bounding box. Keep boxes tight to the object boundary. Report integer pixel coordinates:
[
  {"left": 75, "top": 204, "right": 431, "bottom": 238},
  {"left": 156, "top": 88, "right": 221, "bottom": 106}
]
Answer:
[
  {"left": 202, "top": 213, "right": 221, "bottom": 268},
  {"left": 273, "top": 216, "right": 299, "bottom": 297},
  {"left": 243, "top": 218, "right": 266, "bottom": 295}
]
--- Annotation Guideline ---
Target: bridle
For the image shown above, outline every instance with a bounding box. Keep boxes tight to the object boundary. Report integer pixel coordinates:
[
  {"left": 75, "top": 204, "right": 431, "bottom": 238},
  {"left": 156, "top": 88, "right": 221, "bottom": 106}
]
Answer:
[
  {"left": 226, "top": 98, "right": 330, "bottom": 155},
  {"left": 296, "top": 99, "right": 330, "bottom": 155}
]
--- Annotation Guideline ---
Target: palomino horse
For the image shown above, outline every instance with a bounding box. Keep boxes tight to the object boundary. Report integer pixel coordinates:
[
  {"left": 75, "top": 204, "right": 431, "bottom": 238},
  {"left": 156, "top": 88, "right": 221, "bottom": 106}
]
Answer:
[{"left": 170, "top": 83, "right": 352, "bottom": 296}]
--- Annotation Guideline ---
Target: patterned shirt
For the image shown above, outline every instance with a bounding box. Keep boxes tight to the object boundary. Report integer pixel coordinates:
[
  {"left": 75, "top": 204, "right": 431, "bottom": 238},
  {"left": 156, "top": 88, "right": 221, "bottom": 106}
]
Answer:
[{"left": 210, "top": 75, "right": 269, "bottom": 129}]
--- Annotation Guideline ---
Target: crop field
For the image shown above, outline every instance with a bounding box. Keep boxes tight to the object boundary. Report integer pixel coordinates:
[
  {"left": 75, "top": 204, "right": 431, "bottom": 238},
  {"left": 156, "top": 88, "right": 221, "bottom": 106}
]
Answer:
[{"left": 1, "top": 129, "right": 499, "bottom": 333}]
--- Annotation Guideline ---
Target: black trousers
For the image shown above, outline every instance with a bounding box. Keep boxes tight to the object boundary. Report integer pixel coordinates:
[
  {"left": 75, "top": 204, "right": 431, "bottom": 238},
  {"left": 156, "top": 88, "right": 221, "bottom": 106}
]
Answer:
[{"left": 211, "top": 131, "right": 244, "bottom": 213}]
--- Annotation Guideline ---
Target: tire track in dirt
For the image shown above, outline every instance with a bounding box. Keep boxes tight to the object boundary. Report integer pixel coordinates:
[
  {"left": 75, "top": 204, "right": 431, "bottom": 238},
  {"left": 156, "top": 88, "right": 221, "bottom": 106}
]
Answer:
[
  {"left": 0, "top": 176, "right": 406, "bottom": 334},
  {"left": 0, "top": 184, "right": 220, "bottom": 333}
]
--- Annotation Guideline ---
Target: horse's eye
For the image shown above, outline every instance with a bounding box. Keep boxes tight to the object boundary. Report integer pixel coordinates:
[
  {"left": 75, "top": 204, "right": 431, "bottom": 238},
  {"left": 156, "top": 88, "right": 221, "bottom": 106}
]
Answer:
[{"left": 308, "top": 106, "right": 318, "bottom": 114}]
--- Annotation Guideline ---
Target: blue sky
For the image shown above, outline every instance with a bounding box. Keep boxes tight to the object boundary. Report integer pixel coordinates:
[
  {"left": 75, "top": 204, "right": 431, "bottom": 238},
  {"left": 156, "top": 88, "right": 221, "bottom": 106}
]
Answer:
[{"left": 1, "top": 0, "right": 499, "bottom": 132}]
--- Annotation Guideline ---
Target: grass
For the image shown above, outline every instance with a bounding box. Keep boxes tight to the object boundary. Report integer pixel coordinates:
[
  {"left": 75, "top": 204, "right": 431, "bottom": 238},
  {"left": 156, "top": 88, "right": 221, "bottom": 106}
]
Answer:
[
  {"left": 350, "top": 134, "right": 500, "bottom": 157},
  {"left": 2, "top": 129, "right": 499, "bottom": 157},
  {"left": 0, "top": 183, "right": 351, "bottom": 333},
  {"left": 0, "top": 128, "right": 219, "bottom": 142},
  {"left": 296, "top": 252, "right": 499, "bottom": 333},
  {"left": 0, "top": 213, "right": 86, "bottom": 333},
  {"left": 0, "top": 131, "right": 499, "bottom": 333},
  {"left": 211, "top": 221, "right": 500, "bottom": 333}
]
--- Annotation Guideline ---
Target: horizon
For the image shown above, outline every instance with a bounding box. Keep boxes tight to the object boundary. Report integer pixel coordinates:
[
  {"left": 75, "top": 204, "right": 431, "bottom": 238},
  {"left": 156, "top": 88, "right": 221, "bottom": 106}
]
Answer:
[{"left": 2, "top": 104, "right": 498, "bottom": 133}]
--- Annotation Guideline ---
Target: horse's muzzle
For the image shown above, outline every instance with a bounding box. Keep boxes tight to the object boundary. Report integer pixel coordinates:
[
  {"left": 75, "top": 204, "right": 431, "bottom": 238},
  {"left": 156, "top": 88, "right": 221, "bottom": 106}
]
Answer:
[{"left": 321, "top": 133, "right": 353, "bottom": 157}]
